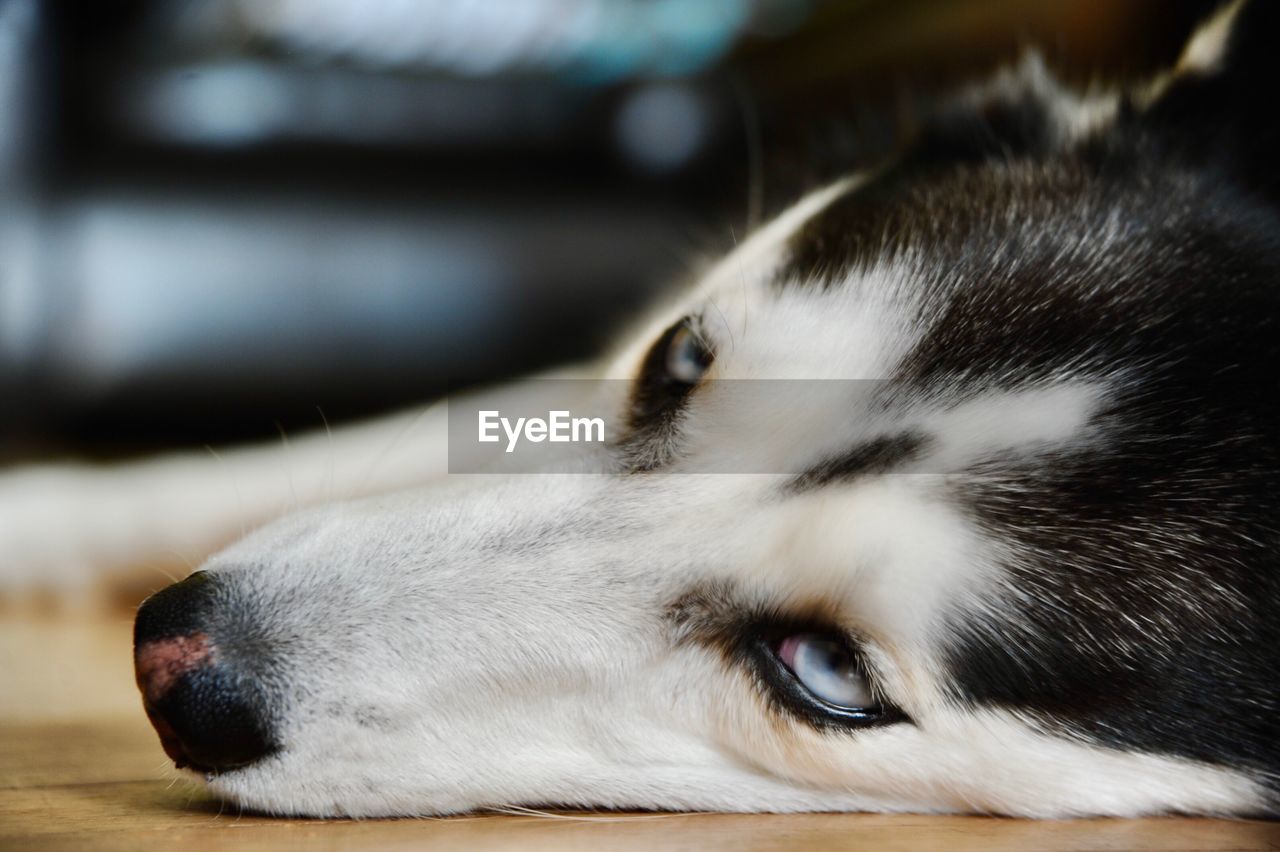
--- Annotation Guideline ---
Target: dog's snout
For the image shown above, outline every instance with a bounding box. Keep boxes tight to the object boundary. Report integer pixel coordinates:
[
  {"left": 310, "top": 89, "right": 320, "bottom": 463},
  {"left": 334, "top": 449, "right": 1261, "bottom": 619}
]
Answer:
[{"left": 134, "top": 572, "right": 276, "bottom": 772}]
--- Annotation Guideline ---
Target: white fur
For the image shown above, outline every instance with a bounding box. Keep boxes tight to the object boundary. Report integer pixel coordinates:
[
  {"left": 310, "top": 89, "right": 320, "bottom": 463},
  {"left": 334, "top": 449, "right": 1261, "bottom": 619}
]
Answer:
[
  {"left": 1177, "top": 0, "right": 1244, "bottom": 75},
  {"left": 195, "top": 466, "right": 1262, "bottom": 817}
]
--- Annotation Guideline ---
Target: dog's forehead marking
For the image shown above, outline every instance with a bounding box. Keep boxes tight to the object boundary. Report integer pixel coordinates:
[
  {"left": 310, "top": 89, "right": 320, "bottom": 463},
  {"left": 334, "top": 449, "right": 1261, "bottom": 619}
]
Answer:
[
  {"left": 776, "top": 378, "right": 1104, "bottom": 491},
  {"left": 606, "top": 174, "right": 867, "bottom": 381},
  {"left": 696, "top": 174, "right": 868, "bottom": 298},
  {"left": 914, "top": 382, "right": 1106, "bottom": 468}
]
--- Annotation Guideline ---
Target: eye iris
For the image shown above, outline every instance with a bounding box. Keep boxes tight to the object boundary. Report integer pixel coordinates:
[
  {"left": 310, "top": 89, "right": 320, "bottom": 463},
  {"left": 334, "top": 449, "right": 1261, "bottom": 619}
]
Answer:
[
  {"left": 780, "top": 634, "right": 876, "bottom": 710},
  {"left": 665, "top": 324, "right": 710, "bottom": 384}
]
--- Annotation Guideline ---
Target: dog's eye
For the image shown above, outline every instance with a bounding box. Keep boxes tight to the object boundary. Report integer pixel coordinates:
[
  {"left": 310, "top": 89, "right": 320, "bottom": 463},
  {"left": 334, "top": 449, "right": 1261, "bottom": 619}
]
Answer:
[
  {"left": 665, "top": 321, "right": 713, "bottom": 385},
  {"left": 624, "top": 316, "right": 715, "bottom": 467},
  {"left": 777, "top": 634, "right": 877, "bottom": 710},
  {"left": 745, "top": 629, "right": 900, "bottom": 729}
]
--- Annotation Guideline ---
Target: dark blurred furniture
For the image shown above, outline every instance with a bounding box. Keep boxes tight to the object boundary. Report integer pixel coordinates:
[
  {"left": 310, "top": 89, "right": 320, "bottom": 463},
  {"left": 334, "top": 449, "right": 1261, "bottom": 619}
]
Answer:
[{"left": 0, "top": 0, "right": 1213, "bottom": 459}]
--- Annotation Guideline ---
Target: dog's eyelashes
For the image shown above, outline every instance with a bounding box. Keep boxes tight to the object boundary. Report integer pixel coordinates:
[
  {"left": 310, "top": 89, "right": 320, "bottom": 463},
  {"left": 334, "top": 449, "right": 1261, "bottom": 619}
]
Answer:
[
  {"left": 777, "top": 634, "right": 876, "bottom": 710},
  {"left": 665, "top": 322, "right": 713, "bottom": 385}
]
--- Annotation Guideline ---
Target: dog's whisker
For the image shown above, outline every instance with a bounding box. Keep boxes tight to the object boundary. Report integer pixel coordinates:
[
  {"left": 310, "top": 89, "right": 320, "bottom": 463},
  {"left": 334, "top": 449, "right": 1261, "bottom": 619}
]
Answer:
[
  {"left": 729, "top": 70, "right": 764, "bottom": 234},
  {"left": 317, "top": 405, "right": 336, "bottom": 501},
  {"left": 274, "top": 421, "right": 299, "bottom": 513},
  {"left": 355, "top": 405, "right": 432, "bottom": 494},
  {"left": 727, "top": 224, "right": 753, "bottom": 344},
  {"left": 708, "top": 297, "right": 736, "bottom": 355},
  {"left": 157, "top": 553, "right": 191, "bottom": 584},
  {"left": 490, "top": 805, "right": 692, "bottom": 823},
  {"left": 204, "top": 444, "right": 248, "bottom": 539}
]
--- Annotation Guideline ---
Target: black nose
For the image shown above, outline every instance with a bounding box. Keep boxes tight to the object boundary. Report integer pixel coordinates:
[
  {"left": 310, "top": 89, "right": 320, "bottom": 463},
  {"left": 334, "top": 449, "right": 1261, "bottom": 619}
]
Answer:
[{"left": 134, "top": 572, "right": 277, "bottom": 772}]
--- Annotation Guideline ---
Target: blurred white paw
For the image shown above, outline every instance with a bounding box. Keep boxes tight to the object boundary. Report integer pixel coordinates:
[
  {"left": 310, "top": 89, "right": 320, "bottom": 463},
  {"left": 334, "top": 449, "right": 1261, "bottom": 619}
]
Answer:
[{"left": 0, "top": 465, "right": 199, "bottom": 606}]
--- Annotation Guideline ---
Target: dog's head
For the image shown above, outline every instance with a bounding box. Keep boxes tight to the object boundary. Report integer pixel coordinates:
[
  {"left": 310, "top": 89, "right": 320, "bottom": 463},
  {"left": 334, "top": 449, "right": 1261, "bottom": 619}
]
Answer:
[{"left": 135, "top": 2, "right": 1280, "bottom": 817}]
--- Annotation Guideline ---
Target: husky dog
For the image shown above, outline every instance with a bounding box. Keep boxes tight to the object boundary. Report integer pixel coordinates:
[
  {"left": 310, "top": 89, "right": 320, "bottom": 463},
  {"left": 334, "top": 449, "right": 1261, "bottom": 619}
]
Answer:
[{"left": 5, "top": 0, "right": 1279, "bottom": 818}]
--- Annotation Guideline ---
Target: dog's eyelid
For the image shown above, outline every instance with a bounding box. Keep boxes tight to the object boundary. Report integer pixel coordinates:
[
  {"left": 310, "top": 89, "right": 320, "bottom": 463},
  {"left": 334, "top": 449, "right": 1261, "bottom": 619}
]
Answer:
[
  {"left": 830, "top": 633, "right": 899, "bottom": 710},
  {"left": 684, "top": 312, "right": 716, "bottom": 356}
]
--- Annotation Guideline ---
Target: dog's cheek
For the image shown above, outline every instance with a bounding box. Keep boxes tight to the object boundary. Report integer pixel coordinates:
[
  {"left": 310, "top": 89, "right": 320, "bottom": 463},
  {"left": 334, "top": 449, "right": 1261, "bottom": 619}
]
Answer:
[{"left": 685, "top": 658, "right": 876, "bottom": 791}]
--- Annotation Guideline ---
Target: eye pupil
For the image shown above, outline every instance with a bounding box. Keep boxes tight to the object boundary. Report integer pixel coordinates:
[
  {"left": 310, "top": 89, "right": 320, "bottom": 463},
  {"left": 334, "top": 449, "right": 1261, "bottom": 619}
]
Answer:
[{"left": 665, "top": 324, "right": 711, "bottom": 385}]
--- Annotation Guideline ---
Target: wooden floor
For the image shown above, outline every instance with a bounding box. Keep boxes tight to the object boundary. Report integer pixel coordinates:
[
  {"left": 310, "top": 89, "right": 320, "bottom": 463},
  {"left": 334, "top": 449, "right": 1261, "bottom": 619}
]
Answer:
[{"left": 2, "top": 612, "right": 1278, "bottom": 851}]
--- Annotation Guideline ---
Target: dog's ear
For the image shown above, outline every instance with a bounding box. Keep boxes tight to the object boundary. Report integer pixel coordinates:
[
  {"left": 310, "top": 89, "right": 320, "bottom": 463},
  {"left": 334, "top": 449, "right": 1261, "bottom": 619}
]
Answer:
[{"left": 1141, "top": 0, "right": 1280, "bottom": 204}]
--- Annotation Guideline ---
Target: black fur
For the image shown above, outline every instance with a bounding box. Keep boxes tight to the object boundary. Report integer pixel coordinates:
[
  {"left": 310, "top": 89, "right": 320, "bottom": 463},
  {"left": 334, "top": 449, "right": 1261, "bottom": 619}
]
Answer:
[
  {"left": 787, "top": 432, "right": 928, "bottom": 492},
  {"left": 776, "top": 0, "right": 1280, "bottom": 800}
]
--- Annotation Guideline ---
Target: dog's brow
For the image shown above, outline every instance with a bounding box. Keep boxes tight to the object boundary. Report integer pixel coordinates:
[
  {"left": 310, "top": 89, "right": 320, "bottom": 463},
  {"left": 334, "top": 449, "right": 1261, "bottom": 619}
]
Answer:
[
  {"left": 666, "top": 580, "right": 847, "bottom": 651},
  {"left": 665, "top": 579, "right": 749, "bottom": 652},
  {"left": 786, "top": 432, "right": 929, "bottom": 493}
]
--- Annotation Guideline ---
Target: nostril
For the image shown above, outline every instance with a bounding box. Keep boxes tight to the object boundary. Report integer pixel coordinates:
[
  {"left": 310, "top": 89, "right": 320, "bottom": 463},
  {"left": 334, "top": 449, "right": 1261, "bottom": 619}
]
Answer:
[
  {"left": 134, "top": 573, "right": 277, "bottom": 772},
  {"left": 140, "top": 660, "right": 278, "bottom": 772}
]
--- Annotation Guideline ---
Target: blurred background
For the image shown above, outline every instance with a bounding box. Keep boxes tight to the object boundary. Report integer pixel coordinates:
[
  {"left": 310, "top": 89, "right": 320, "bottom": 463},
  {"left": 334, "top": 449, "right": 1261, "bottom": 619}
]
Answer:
[{"left": 0, "top": 0, "right": 1218, "bottom": 463}]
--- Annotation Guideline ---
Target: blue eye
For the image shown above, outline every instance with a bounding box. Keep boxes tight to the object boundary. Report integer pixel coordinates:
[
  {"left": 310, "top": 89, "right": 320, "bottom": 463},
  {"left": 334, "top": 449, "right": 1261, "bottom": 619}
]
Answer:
[
  {"left": 777, "top": 634, "right": 876, "bottom": 710},
  {"left": 665, "top": 322, "right": 712, "bottom": 384}
]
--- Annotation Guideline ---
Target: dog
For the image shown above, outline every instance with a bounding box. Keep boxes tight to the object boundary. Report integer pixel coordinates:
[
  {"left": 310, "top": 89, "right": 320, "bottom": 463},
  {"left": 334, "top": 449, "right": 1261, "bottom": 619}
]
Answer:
[{"left": 4, "top": 0, "right": 1279, "bottom": 818}]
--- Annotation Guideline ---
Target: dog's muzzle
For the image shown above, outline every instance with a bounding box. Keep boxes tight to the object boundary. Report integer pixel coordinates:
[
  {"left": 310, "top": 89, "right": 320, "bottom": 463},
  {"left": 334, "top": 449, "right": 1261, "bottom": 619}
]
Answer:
[{"left": 134, "top": 572, "right": 277, "bottom": 773}]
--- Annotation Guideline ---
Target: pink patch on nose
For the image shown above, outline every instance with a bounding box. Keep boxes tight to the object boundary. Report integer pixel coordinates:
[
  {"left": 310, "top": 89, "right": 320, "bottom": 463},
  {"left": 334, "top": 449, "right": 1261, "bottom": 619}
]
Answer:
[{"left": 135, "top": 633, "right": 212, "bottom": 703}]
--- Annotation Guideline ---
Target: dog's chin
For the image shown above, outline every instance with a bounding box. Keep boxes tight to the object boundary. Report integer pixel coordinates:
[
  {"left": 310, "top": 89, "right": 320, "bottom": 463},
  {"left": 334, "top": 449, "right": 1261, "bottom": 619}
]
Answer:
[
  {"left": 200, "top": 752, "right": 924, "bottom": 819},
  {"left": 204, "top": 771, "right": 527, "bottom": 819},
  {"left": 202, "top": 759, "right": 585, "bottom": 819},
  {"left": 202, "top": 764, "right": 463, "bottom": 819}
]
